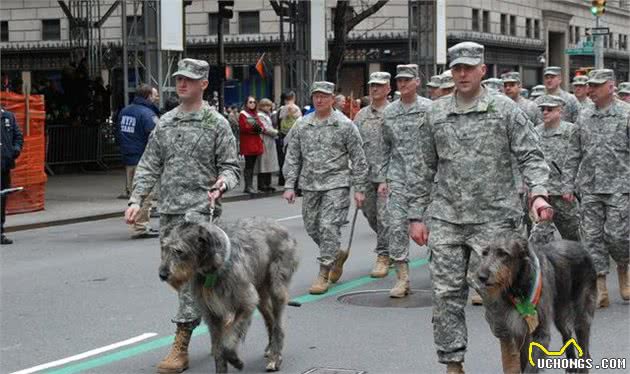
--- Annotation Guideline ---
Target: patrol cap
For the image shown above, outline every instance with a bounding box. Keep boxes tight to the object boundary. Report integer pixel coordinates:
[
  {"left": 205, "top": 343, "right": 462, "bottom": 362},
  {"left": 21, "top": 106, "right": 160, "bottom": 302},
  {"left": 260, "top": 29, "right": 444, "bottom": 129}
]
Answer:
[
  {"left": 587, "top": 69, "right": 615, "bottom": 85},
  {"left": 530, "top": 85, "right": 545, "bottom": 98},
  {"left": 395, "top": 64, "right": 419, "bottom": 79},
  {"left": 572, "top": 75, "right": 588, "bottom": 86},
  {"left": 619, "top": 82, "right": 630, "bottom": 95},
  {"left": 448, "top": 41, "right": 484, "bottom": 68},
  {"left": 537, "top": 95, "right": 566, "bottom": 108},
  {"left": 172, "top": 58, "right": 209, "bottom": 80},
  {"left": 501, "top": 71, "right": 521, "bottom": 84},
  {"left": 482, "top": 78, "right": 504, "bottom": 92},
  {"left": 543, "top": 66, "right": 562, "bottom": 76},
  {"left": 368, "top": 71, "right": 391, "bottom": 85},
  {"left": 427, "top": 75, "right": 442, "bottom": 88},
  {"left": 311, "top": 81, "right": 335, "bottom": 95},
  {"left": 440, "top": 70, "right": 454, "bottom": 89}
]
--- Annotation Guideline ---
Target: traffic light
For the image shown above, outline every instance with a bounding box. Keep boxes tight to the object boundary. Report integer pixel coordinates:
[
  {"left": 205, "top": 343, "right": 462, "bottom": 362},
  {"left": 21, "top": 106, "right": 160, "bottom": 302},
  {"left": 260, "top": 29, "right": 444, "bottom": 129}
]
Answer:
[
  {"left": 590, "top": 0, "right": 606, "bottom": 16},
  {"left": 219, "top": 1, "right": 234, "bottom": 19}
]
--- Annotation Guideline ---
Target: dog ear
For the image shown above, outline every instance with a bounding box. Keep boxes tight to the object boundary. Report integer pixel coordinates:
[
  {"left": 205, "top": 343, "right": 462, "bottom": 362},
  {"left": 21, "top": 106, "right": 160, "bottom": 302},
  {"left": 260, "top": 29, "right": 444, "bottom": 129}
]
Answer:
[{"left": 510, "top": 236, "right": 529, "bottom": 258}]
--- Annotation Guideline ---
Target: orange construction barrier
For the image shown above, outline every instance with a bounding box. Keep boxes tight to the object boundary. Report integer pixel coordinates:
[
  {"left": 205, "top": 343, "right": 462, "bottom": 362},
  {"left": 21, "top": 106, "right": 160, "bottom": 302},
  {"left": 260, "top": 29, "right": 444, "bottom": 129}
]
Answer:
[{"left": 0, "top": 91, "right": 47, "bottom": 214}]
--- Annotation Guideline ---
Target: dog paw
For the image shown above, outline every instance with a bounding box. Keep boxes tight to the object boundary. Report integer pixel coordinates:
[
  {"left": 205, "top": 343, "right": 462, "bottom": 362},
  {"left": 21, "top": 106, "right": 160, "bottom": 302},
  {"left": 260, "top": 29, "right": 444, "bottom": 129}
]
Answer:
[
  {"left": 225, "top": 350, "right": 244, "bottom": 371},
  {"left": 265, "top": 354, "right": 282, "bottom": 372}
]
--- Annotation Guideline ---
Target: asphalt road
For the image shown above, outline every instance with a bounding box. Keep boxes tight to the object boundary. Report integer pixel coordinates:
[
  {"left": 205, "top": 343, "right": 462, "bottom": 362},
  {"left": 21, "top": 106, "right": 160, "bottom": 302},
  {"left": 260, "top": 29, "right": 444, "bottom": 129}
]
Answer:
[{"left": 1, "top": 195, "right": 629, "bottom": 374}]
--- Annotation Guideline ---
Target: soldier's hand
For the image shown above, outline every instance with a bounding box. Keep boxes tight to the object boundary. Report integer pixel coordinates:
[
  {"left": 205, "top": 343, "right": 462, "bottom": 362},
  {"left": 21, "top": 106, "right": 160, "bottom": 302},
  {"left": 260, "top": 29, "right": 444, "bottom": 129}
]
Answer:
[
  {"left": 354, "top": 192, "right": 365, "bottom": 208},
  {"left": 561, "top": 193, "right": 575, "bottom": 202},
  {"left": 530, "top": 196, "right": 554, "bottom": 222},
  {"left": 409, "top": 221, "right": 429, "bottom": 246},
  {"left": 125, "top": 204, "right": 141, "bottom": 224},
  {"left": 283, "top": 190, "right": 296, "bottom": 204},
  {"left": 377, "top": 183, "right": 389, "bottom": 198},
  {"left": 208, "top": 177, "right": 226, "bottom": 203}
]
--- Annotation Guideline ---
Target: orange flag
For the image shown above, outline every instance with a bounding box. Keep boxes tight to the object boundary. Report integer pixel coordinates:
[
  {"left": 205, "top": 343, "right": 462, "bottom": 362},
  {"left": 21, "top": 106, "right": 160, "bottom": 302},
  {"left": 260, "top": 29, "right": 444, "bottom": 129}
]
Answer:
[{"left": 255, "top": 53, "right": 266, "bottom": 79}]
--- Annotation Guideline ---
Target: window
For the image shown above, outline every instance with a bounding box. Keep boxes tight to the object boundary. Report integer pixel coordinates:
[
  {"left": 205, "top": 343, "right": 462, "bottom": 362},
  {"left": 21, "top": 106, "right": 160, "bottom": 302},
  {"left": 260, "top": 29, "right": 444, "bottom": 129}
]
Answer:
[
  {"left": 483, "top": 11, "right": 490, "bottom": 33},
  {"left": 501, "top": 14, "right": 507, "bottom": 35},
  {"left": 526, "top": 18, "right": 532, "bottom": 38},
  {"left": 604, "top": 34, "right": 609, "bottom": 48},
  {"left": 1, "top": 21, "right": 8, "bottom": 42},
  {"left": 569, "top": 26, "right": 574, "bottom": 44},
  {"left": 534, "top": 19, "right": 540, "bottom": 39},
  {"left": 472, "top": 9, "right": 480, "bottom": 31},
  {"left": 238, "top": 11, "right": 259, "bottom": 34},
  {"left": 575, "top": 26, "right": 580, "bottom": 43},
  {"left": 126, "top": 16, "right": 143, "bottom": 37},
  {"left": 510, "top": 15, "right": 516, "bottom": 36},
  {"left": 208, "top": 13, "right": 229, "bottom": 35},
  {"left": 42, "top": 19, "right": 60, "bottom": 40}
]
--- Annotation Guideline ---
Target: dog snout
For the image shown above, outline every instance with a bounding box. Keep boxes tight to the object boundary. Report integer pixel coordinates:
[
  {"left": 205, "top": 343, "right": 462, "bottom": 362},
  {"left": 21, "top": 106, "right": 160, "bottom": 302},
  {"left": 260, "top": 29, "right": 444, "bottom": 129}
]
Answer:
[
  {"left": 159, "top": 267, "right": 170, "bottom": 281},
  {"left": 478, "top": 270, "right": 489, "bottom": 285}
]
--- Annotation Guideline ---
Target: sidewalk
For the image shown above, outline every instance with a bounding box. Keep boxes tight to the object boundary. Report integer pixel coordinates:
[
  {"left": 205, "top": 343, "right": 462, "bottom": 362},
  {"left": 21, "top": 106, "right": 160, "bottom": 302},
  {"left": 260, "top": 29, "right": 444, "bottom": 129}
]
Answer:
[{"left": 5, "top": 168, "right": 281, "bottom": 232}]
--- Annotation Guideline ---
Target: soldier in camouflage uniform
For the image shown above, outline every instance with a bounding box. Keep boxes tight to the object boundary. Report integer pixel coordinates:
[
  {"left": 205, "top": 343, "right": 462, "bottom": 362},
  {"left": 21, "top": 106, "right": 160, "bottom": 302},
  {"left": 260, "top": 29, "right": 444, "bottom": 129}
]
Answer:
[
  {"left": 534, "top": 66, "right": 581, "bottom": 123},
  {"left": 481, "top": 77, "right": 504, "bottom": 94},
  {"left": 530, "top": 84, "right": 545, "bottom": 99},
  {"left": 564, "top": 69, "right": 630, "bottom": 308},
  {"left": 572, "top": 75, "right": 593, "bottom": 110},
  {"left": 529, "top": 95, "right": 580, "bottom": 246},
  {"left": 502, "top": 71, "right": 541, "bottom": 124},
  {"left": 438, "top": 70, "right": 455, "bottom": 97},
  {"left": 125, "top": 58, "right": 240, "bottom": 374},
  {"left": 282, "top": 81, "right": 368, "bottom": 295},
  {"left": 427, "top": 74, "right": 443, "bottom": 100},
  {"left": 354, "top": 72, "right": 392, "bottom": 278},
  {"left": 619, "top": 82, "right": 630, "bottom": 103},
  {"left": 377, "top": 64, "right": 432, "bottom": 298},
  {"left": 406, "top": 42, "right": 553, "bottom": 374}
]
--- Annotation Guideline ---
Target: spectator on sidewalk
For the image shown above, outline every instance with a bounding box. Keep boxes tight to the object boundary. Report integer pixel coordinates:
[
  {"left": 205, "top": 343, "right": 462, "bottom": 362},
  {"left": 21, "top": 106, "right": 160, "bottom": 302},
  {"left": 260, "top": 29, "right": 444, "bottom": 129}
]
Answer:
[
  {"left": 273, "top": 91, "right": 296, "bottom": 186},
  {"left": 117, "top": 84, "right": 160, "bottom": 239},
  {"left": 1, "top": 107, "right": 23, "bottom": 245},
  {"left": 239, "top": 96, "right": 265, "bottom": 194},
  {"left": 255, "top": 98, "right": 279, "bottom": 192}
]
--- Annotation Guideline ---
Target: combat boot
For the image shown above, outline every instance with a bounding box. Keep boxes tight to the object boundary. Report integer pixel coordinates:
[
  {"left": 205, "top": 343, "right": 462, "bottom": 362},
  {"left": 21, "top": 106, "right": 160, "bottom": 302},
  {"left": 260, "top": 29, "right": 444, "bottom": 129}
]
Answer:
[
  {"left": 446, "top": 362, "right": 465, "bottom": 374},
  {"left": 597, "top": 275, "right": 609, "bottom": 308},
  {"left": 329, "top": 250, "right": 349, "bottom": 283},
  {"left": 157, "top": 323, "right": 194, "bottom": 373},
  {"left": 309, "top": 265, "right": 331, "bottom": 295},
  {"left": 389, "top": 261, "right": 410, "bottom": 298},
  {"left": 618, "top": 264, "right": 630, "bottom": 301},
  {"left": 370, "top": 255, "right": 390, "bottom": 278}
]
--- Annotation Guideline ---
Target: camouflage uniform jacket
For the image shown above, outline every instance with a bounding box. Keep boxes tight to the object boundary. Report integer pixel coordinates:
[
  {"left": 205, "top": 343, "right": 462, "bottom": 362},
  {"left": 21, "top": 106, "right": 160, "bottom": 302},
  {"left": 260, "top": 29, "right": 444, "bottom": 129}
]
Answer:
[
  {"left": 407, "top": 89, "right": 549, "bottom": 224},
  {"left": 379, "top": 96, "right": 432, "bottom": 185},
  {"left": 535, "top": 88, "right": 580, "bottom": 123},
  {"left": 354, "top": 103, "right": 388, "bottom": 183},
  {"left": 283, "top": 110, "right": 368, "bottom": 192},
  {"left": 563, "top": 100, "right": 630, "bottom": 194},
  {"left": 534, "top": 121, "right": 577, "bottom": 195},
  {"left": 515, "top": 96, "right": 541, "bottom": 125},
  {"left": 577, "top": 97, "right": 594, "bottom": 111},
  {"left": 129, "top": 102, "right": 241, "bottom": 214}
]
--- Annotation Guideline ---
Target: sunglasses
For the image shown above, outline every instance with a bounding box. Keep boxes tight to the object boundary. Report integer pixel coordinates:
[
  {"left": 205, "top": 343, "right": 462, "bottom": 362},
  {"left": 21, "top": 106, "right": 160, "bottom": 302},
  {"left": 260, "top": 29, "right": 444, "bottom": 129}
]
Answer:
[
  {"left": 248, "top": 101, "right": 256, "bottom": 104},
  {"left": 540, "top": 107, "right": 556, "bottom": 112}
]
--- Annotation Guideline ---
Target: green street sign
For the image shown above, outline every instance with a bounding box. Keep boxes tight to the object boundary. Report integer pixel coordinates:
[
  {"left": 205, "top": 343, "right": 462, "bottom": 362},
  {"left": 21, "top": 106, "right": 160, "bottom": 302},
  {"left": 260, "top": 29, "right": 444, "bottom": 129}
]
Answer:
[{"left": 565, "top": 47, "right": 594, "bottom": 55}]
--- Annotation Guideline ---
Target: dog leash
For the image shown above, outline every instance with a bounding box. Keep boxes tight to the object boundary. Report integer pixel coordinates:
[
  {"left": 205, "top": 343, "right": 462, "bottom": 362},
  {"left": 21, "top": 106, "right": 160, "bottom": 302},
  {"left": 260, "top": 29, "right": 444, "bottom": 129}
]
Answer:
[{"left": 346, "top": 206, "right": 360, "bottom": 254}]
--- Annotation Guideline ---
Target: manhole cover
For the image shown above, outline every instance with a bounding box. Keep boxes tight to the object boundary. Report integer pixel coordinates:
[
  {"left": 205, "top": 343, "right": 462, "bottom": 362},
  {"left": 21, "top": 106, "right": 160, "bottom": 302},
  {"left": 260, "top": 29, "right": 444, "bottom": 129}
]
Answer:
[
  {"left": 337, "top": 289, "right": 432, "bottom": 308},
  {"left": 302, "top": 368, "right": 366, "bottom": 374}
]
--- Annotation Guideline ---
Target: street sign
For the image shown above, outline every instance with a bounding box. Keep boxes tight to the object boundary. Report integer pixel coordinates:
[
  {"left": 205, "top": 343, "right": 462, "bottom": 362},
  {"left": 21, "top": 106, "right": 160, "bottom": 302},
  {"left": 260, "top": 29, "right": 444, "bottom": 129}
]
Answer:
[
  {"left": 587, "top": 27, "right": 610, "bottom": 36},
  {"left": 565, "top": 46, "right": 595, "bottom": 55}
]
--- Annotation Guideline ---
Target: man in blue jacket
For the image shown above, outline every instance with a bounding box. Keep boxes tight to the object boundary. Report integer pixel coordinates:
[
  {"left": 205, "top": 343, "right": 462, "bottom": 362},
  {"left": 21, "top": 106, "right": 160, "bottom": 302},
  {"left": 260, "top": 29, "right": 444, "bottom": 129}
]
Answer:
[
  {"left": 118, "top": 84, "right": 160, "bottom": 239},
  {"left": 1, "top": 107, "right": 24, "bottom": 244}
]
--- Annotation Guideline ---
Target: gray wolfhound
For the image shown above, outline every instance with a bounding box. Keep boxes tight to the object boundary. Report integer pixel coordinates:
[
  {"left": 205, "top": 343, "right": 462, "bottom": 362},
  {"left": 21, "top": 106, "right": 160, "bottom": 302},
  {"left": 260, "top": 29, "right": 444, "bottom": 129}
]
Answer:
[
  {"left": 159, "top": 217, "right": 299, "bottom": 373},
  {"left": 478, "top": 237, "right": 596, "bottom": 373}
]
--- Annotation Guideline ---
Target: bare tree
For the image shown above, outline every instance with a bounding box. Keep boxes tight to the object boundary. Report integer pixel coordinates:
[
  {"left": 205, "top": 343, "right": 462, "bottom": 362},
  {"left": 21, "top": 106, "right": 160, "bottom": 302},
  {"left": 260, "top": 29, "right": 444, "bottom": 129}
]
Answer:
[{"left": 326, "top": 0, "right": 389, "bottom": 84}]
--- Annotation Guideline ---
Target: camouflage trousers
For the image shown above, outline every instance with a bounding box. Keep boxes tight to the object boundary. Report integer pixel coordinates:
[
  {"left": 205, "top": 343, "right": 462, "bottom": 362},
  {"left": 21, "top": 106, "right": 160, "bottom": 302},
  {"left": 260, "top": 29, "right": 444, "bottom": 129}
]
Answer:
[
  {"left": 386, "top": 183, "right": 410, "bottom": 262},
  {"left": 302, "top": 188, "right": 350, "bottom": 266},
  {"left": 361, "top": 182, "right": 389, "bottom": 256},
  {"left": 580, "top": 193, "right": 629, "bottom": 275},
  {"left": 160, "top": 211, "right": 219, "bottom": 325},
  {"left": 429, "top": 217, "right": 523, "bottom": 363},
  {"left": 529, "top": 195, "right": 580, "bottom": 246}
]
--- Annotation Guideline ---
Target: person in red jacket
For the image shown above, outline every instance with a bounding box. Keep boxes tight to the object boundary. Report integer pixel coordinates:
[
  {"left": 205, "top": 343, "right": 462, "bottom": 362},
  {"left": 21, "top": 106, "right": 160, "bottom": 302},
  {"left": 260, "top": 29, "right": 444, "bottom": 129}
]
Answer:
[{"left": 239, "top": 96, "right": 265, "bottom": 193}]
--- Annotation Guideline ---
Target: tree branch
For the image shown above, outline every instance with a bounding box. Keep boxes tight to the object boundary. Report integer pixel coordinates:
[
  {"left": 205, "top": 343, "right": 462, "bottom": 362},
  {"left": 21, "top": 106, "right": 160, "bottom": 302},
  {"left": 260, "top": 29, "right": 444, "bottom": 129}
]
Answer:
[{"left": 347, "top": 0, "right": 389, "bottom": 30}]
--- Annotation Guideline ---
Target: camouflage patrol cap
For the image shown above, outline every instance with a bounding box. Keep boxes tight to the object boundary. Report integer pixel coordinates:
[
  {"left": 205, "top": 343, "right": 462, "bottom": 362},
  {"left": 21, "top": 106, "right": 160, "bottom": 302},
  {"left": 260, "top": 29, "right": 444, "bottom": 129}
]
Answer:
[
  {"left": 482, "top": 78, "right": 504, "bottom": 92},
  {"left": 368, "top": 71, "right": 391, "bottom": 85},
  {"left": 395, "top": 64, "right": 419, "bottom": 79},
  {"left": 572, "top": 75, "right": 589, "bottom": 86},
  {"left": 530, "top": 85, "right": 545, "bottom": 98},
  {"left": 427, "top": 75, "right": 442, "bottom": 88},
  {"left": 172, "top": 58, "right": 210, "bottom": 80},
  {"left": 619, "top": 82, "right": 630, "bottom": 95},
  {"left": 543, "top": 66, "right": 562, "bottom": 76},
  {"left": 448, "top": 41, "right": 484, "bottom": 68},
  {"left": 311, "top": 81, "right": 335, "bottom": 95},
  {"left": 440, "top": 70, "right": 454, "bottom": 89},
  {"left": 587, "top": 69, "right": 615, "bottom": 85},
  {"left": 501, "top": 72, "right": 521, "bottom": 84},
  {"left": 537, "top": 95, "right": 566, "bottom": 108}
]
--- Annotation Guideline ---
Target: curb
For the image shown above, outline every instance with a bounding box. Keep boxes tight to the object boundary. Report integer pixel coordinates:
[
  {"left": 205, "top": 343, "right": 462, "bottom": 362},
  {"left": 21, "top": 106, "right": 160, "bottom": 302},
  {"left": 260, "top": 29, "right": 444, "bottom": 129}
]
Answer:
[{"left": 5, "top": 190, "right": 284, "bottom": 233}]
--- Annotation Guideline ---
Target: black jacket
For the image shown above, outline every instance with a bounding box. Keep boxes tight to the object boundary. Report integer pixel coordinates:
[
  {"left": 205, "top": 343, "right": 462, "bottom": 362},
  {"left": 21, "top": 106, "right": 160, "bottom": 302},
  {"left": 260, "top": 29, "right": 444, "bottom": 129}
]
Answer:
[{"left": 1, "top": 108, "right": 24, "bottom": 171}]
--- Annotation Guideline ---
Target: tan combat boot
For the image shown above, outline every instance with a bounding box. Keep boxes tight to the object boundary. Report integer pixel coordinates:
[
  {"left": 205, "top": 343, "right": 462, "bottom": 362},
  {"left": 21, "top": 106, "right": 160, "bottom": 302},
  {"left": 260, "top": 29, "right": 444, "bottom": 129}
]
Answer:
[
  {"left": 618, "top": 264, "right": 630, "bottom": 301},
  {"left": 329, "top": 250, "right": 349, "bottom": 283},
  {"left": 370, "top": 255, "right": 390, "bottom": 278},
  {"left": 389, "top": 261, "right": 410, "bottom": 298},
  {"left": 446, "top": 362, "right": 465, "bottom": 374},
  {"left": 597, "top": 275, "right": 609, "bottom": 308},
  {"left": 157, "top": 323, "right": 193, "bottom": 373},
  {"left": 309, "top": 265, "right": 331, "bottom": 295},
  {"left": 471, "top": 291, "right": 483, "bottom": 306}
]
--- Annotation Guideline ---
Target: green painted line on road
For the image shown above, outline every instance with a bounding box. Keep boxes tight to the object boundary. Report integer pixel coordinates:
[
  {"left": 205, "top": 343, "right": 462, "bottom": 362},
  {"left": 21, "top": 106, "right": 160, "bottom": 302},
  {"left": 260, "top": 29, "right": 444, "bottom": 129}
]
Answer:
[{"left": 44, "top": 258, "right": 428, "bottom": 374}]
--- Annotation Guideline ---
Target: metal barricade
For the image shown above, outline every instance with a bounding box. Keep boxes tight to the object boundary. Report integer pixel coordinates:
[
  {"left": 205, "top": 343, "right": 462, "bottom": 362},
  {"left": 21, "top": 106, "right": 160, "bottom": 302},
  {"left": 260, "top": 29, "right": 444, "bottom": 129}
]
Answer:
[{"left": 45, "top": 123, "right": 121, "bottom": 171}]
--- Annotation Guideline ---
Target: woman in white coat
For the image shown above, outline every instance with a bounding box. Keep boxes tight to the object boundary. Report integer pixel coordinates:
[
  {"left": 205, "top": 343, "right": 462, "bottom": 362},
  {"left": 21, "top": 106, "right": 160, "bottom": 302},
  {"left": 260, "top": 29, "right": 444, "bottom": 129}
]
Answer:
[{"left": 255, "top": 98, "right": 279, "bottom": 192}]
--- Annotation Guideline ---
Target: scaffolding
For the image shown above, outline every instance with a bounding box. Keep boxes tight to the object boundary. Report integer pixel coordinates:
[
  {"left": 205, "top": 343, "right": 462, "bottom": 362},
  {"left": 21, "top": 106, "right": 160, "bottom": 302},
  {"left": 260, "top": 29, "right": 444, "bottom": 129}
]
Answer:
[{"left": 408, "top": 0, "right": 437, "bottom": 94}]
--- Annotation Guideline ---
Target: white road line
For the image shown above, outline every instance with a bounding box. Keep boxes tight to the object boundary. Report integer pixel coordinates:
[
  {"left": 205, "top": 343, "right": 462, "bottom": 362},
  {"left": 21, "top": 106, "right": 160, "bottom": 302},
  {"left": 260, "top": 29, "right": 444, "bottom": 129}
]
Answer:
[
  {"left": 276, "top": 215, "right": 302, "bottom": 222},
  {"left": 10, "top": 332, "right": 158, "bottom": 374}
]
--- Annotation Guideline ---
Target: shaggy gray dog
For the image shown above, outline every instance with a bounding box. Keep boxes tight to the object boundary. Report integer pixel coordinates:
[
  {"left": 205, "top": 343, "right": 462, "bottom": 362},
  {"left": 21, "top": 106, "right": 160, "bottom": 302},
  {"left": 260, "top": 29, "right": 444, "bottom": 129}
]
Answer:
[{"left": 159, "top": 217, "right": 299, "bottom": 373}]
